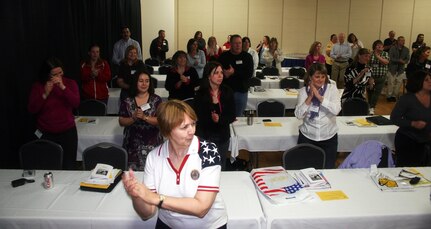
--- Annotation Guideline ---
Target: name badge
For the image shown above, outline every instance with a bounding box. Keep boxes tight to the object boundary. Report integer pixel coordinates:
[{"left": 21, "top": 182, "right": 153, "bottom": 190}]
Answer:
[
  {"left": 310, "top": 105, "right": 319, "bottom": 113},
  {"left": 236, "top": 60, "right": 243, "bottom": 65},
  {"left": 131, "top": 70, "right": 136, "bottom": 75},
  {"left": 140, "top": 103, "right": 151, "bottom": 111},
  {"left": 426, "top": 64, "right": 430, "bottom": 69},
  {"left": 365, "top": 72, "right": 372, "bottom": 77}
]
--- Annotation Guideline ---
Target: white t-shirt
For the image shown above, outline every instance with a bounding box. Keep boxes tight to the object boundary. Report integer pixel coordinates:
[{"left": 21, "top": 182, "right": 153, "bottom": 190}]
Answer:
[{"left": 144, "top": 136, "right": 227, "bottom": 228}]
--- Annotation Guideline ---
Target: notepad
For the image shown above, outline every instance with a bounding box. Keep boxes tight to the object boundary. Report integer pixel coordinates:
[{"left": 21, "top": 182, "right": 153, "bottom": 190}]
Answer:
[
  {"left": 264, "top": 122, "right": 282, "bottom": 127},
  {"left": 316, "top": 190, "right": 349, "bottom": 201},
  {"left": 353, "top": 118, "right": 376, "bottom": 127}
]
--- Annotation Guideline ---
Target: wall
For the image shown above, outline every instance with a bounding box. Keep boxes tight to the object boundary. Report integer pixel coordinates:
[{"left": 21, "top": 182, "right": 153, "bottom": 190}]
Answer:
[{"left": 140, "top": 0, "right": 430, "bottom": 58}]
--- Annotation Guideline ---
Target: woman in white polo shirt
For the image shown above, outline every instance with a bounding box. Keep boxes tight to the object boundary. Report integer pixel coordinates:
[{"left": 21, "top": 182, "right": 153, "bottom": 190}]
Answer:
[
  {"left": 122, "top": 99, "right": 227, "bottom": 228},
  {"left": 294, "top": 63, "right": 341, "bottom": 169}
]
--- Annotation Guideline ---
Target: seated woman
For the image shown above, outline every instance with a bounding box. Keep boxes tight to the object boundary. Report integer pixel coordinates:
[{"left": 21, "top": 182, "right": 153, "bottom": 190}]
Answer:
[
  {"left": 122, "top": 99, "right": 228, "bottom": 228},
  {"left": 117, "top": 45, "right": 146, "bottom": 101},
  {"left": 305, "top": 41, "right": 325, "bottom": 70},
  {"left": 165, "top": 50, "right": 200, "bottom": 100},
  {"left": 119, "top": 69, "right": 163, "bottom": 170},
  {"left": 294, "top": 63, "right": 341, "bottom": 169},
  {"left": 28, "top": 57, "right": 80, "bottom": 170},
  {"left": 80, "top": 44, "right": 111, "bottom": 104},
  {"left": 406, "top": 46, "right": 431, "bottom": 79},
  {"left": 194, "top": 62, "right": 236, "bottom": 170},
  {"left": 390, "top": 70, "right": 431, "bottom": 166},
  {"left": 341, "top": 48, "right": 373, "bottom": 104},
  {"left": 186, "top": 38, "right": 206, "bottom": 79},
  {"left": 262, "top": 37, "right": 284, "bottom": 74}
]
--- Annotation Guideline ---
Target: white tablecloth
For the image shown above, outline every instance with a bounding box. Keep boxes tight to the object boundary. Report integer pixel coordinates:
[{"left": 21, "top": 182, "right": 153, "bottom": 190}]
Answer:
[
  {"left": 230, "top": 116, "right": 398, "bottom": 158},
  {"left": 247, "top": 89, "right": 299, "bottom": 110},
  {"left": 260, "top": 76, "right": 305, "bottom": 89},
  {"left": 258, "top": 167, "right": 431, "bottom": 229},
  {"left": 107, "top": 88, "right": 169, "bottom": 115},
  {"left": 152, "top": 74, "right": 166, "bottom": 88},
  {"left": 76, "top": 116, "right": 124, "bottom": 161},
  {"left": 0, "top": 170, "right": 265, "bottom": 229}
]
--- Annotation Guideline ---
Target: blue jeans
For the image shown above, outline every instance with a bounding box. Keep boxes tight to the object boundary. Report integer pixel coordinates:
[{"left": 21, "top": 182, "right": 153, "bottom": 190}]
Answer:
[{"left": 234, "top": 92, "right": 248, "bottom": 117}]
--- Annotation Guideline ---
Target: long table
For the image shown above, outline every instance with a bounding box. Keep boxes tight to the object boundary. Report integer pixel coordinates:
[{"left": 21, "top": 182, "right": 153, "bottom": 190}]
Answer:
[
  {"left": 0, "top": 170, "right": 265, "bottom": 229},
  {"left": 230, "top": 116, "right": 398, "bottom": 159},
  {"left": 258, "top": 167, "right": 431, "bottom": 229}
]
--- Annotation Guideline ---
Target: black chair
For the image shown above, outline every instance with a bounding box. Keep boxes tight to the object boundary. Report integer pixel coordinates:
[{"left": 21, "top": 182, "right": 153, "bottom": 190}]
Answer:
[
  {"left": 255, "top": 71, "right": 265, "bottom": 79},
  {"left": 262, "top": 67, "right": 279, "bottom": 76},
  {"left": 282, "top": 143, "right": 325, "bottom": 169},
  {"left": 341, "top": 98, "right": 369, "bottom": 116},
  {"left": 82, "top": 142, "right": 128, "bottom": 171},
  {"left": 78, "top": 99, "right": 107, "bottom": 116},
  {"left": 183, "top": 98, "right": 194, "bottom": 108},
  {"left": 20, "top": 139, "right": 63, "bottom": 170},
  {"left": 110, "top": 75, "right": 119, "bottom": 88},
  {"left": 151, "top": 77, "right": 158, "bottom": 88},
  {"left": 279, "top": 77, "right": 300, "bottom": 89},
  {"left": 145, "top": 58, "right": 160, "bottom": 66},
  {"left": 158, "top": 65, "right": 172, "bottom": 74},
  {"left": 249, "top": 77, "right": 262, "bottom": 87},
  {"left": 145, "top": 64, "right": 154, "bottom": 74},
  {"left": 163, "top": 58, "right": 173, "bottom": 66},
  {"left": 289, "top": 67, "right": 306, "bottom": 79},
  {"left": 257, "top": 99, "right": 285, "bottom": 117}
]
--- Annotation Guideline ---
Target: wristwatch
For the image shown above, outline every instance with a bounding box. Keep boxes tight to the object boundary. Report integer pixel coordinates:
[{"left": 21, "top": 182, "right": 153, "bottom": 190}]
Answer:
[{"left": 158, "top": 194, "right": 166, "bottom": 208}]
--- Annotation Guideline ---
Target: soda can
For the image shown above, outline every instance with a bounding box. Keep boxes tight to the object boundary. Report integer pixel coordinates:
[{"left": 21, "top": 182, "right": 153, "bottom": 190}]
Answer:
[{"left": 43, "top": 172, "right": 54, "bottom": 189}]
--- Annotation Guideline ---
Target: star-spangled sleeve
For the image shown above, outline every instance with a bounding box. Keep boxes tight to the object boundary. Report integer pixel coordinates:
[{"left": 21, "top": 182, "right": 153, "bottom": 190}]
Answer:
[{"left": 197, "top": 139, "right": 221, "bottom": 192}]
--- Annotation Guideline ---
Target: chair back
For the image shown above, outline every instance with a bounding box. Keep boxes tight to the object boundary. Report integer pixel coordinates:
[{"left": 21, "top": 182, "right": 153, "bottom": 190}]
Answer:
[
  {"left": 145, "top": 58, "right": 160, "bottom": 66},
  {"left": 257, "top": 99, "right": 285, "bottom": 117},
  {"left": 158, "top": 65, "right": 172, "bottom": 74},
  {"left": 82, "top": 142, "right": 128, "bottom": 170},
  {"left": 151, "top": 77, "right": 158, "bottom": 88},
  {"left": 183, "top": 97, "right": 194, "bottom": 108},
  {"left": 110, "top": 75, "right": 119, "bottom": 88},
  {"left": 262, "top": 67, "right": 279, "bottom": 76},
  {"left": 283, "top": 143, "right": 325, "bottom": 169},
  {"left": 78, "top": 99, "right": 107, "bottom": 116},
  {"left": 289, "top": 67, "right": 306, "bottom": 79},
  {"left": 249, "top": 77, "right": 262, "bottom": 87},
  {"left": 338, "top": 140, "right": 395, "bottom": 169},
  {"left": 19, "top": 139, "right": 63, "bottom": 170},
  {"left": 341, "top": 98, "right": 369, "bottom": 116},
  {"left": 145, "top": 64, "right": 154, "bottom": 74},
  {"left": 163, "top": 58, "right": 173, "bottom": 66},
  {"left": 279, "top": 77, "right": 300, "bottom": 89}
]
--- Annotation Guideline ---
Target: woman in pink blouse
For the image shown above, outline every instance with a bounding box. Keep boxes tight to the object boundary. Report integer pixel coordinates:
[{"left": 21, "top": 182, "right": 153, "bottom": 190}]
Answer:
[{"left": 305, "top": 41, "right": 326, "bottom": 70}]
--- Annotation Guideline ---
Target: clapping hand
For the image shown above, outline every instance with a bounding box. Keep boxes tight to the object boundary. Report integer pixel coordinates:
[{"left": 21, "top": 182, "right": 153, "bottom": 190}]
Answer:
[
  {"left": 122, "top": 169, "right": 149, "bottom": 200},
  {"left": 51, "top": 76, "right": 66, "bottom": 90}
]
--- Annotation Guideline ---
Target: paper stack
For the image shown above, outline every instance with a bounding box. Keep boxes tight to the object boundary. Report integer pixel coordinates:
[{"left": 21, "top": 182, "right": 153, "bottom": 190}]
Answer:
[
  {"left": 294, "top": 168, "right": 331, "bottom": 190},
  {"left": 80, "top": 164, "right": 122, "bottom": 190}
]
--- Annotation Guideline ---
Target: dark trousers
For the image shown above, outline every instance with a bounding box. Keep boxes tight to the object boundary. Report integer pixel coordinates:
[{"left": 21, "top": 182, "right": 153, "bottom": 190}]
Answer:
[
  {"left": 325, "top": 63, "right": 332, "bottom": 77},
  {"left": 367, "top": 75, "right": 386, "bottom": 108},
  {"left": 298, "top": 131, "right": 338, "bottom": 169},
  {"left": 42, "top": 126, "right": 77, "bottom": 170},
  {"left": 395, "top": 130, "right": 430, "bottom": 167}
]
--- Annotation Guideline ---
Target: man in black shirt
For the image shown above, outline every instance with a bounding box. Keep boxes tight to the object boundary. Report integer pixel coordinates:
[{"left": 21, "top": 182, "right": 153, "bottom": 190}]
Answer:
[
  {"left": 149, "top": 30, "right": 169, "bottom": 62},
  {"left": 218, "top": 34, "right": 254, "bottom": 116}
]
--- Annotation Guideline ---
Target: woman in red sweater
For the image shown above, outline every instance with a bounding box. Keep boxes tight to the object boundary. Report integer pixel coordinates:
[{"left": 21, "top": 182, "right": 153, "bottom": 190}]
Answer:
[{"left": 28, "top": 57, "right": 80, "bottom": 170}]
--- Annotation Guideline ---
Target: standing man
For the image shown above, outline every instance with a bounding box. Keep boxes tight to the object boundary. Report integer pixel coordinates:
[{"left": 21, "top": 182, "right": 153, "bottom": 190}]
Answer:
[
  {"left": 383, "top": 30, "right": 397, "bottom": 52},
  {"left": 218, "top": 34, "right": 254, "bottom": 116},
  {"left": 387, "top": 36, "right": 410, "bottom": 102},
  {"left": 112, "top": 26, "right": 142, "bottom": 70},
  {"left": 150, "top": 30, "right": 169, "bottom": 62},
  {"left": 330, "top": 33, "right": 352, "bottom": 89}
]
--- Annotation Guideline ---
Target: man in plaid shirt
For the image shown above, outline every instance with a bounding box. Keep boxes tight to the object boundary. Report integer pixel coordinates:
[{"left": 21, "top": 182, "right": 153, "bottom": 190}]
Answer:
[{"left": 367, "top": 40, "right": 390, "bottom": 115}]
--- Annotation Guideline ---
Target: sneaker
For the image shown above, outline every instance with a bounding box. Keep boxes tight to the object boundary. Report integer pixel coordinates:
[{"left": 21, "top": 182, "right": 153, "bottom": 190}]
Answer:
[{"left": 369, "top": 108, "right": 375, "bottom": 115}]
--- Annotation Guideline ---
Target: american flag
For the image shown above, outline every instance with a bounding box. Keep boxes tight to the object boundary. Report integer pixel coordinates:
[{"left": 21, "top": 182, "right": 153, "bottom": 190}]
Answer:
[
  {"left": 198, "top": 139, "right": 221, "bottom": 168},
  {"left": 251, "top": 166, "right": 303, "bottom": 197}
]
